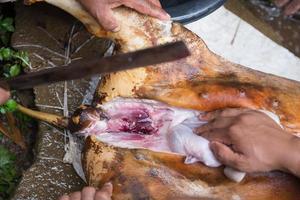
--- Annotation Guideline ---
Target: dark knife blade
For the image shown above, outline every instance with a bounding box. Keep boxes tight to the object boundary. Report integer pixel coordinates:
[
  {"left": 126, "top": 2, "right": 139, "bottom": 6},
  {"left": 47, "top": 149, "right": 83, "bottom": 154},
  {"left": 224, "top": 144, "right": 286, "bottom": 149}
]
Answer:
[{"left": 0, "top": 41, "right": 190, "bottom": 90}]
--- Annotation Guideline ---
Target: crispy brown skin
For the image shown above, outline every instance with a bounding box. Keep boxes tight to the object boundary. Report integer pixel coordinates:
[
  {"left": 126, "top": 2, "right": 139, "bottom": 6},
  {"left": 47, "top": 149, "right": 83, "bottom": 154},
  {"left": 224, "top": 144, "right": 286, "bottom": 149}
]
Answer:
[
  {"left": 84, "top": 136, "right": 300, "bottom": 200},
  {"left": 26, "top": 1, "right": 300, "bottom": 199},
  {"left": 98, "top": 21, "right": 300, "bottom": 133}
]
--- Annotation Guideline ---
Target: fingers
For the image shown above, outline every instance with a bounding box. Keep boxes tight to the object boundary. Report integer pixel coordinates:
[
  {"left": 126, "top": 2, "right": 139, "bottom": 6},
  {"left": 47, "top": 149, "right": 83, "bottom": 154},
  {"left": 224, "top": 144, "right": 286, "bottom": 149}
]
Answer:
[
  {"left": 82, "top": 187, "right": 96, "bottom": 200},
  {"left": 95, "top": 7, "right": 119, "bottom": 32},
  {"left": 198, "top": 129, "right": 231, "bottom": 145},
  {"left": 58, "top": 184, "right": 112, "bottom": 200},
  {"left": 196, "top": 117, "right": 234, "bottom": 133},
  {"left": 58, "top": 195, "right": 70, "bottom": 200},
  {"left": 274, "top": 0, "right": 300, "bottom": 15},
  {"left": 0, "top": 87, "right": 10, "bottom": 105},
  {"left": 123, "top": 0, "right": 170, "bottom": 20},
  {"left": 78, "top": 0, "right": 119, "bottom": 32},
  {"left": 199, "top": 108, "right": 250, "bottom": 121},
  {"left": 94, "top": 183, "right": 113, "bottom": 200},
  {"left": 196, "top": 117, "right": 233, "bottom": 144},
  {"left": 78, "top": 0, "right": 169, "bottom": 32},
  {"left": 210, "top": 141, "right": 245, "bottom": 170},
  {"left": 69, "top": 192, "right": 81, "bottom": 200},
  {"left": 284, "top": 0, "right": 300, "bottom": 15},
  {"left": 274, "top": 0, "right": 290, "bottom": 7},
  {"left": 149, "top": 0, "right": 162, "bottom": 8}
]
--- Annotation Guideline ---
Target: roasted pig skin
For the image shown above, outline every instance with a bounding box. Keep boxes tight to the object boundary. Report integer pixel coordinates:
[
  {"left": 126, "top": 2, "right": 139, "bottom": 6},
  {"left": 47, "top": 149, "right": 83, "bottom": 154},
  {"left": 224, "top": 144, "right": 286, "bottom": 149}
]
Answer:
[
  {"left": 84, "top": 136, "right": 300, "bottom": 200},
  {"left": 25, "top": 0, "right": 300, "bottom": 199}
]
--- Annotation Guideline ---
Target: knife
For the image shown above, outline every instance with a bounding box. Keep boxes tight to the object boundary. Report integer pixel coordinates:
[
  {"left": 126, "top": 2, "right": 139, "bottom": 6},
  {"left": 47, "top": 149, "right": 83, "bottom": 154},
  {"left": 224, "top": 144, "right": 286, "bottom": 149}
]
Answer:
[{"left": 0, "top": 41, "right": 190, "bottom": 90}]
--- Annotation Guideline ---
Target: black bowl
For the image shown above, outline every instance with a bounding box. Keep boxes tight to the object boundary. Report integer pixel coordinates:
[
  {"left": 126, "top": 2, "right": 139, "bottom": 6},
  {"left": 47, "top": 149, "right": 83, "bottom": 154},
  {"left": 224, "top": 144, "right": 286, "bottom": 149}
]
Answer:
[{"left": 161, "top": 0, "right": 226, "bottom": 24}]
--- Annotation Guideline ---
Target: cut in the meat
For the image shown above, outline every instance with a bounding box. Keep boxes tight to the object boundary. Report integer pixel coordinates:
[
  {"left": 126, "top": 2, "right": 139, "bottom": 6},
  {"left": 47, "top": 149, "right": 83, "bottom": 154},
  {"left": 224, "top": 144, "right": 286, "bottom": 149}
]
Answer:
[
  {"left": 73, "top": 98, "right": 292, "bottom": 182},
  {"left": 74, "top": 98, "right": 208, "bottom": 155}
]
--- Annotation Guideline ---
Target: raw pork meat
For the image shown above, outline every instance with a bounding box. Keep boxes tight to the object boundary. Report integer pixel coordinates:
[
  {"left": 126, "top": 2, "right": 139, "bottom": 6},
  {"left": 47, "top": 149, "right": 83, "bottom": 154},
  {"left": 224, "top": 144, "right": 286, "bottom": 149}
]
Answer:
[{"left": 74, "top": 98, "right": 287, "bottom": 182}]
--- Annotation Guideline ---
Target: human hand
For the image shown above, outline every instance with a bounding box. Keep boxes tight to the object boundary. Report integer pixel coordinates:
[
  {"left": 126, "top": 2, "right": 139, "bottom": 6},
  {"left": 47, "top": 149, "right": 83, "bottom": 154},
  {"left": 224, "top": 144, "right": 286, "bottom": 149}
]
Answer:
[
  {"left": 59, "top": 183, "right": 113, "bottom": 200},
  {"left": 274, "top": 0, "right": 300, "bottom": 16},
  {"left": 0, "top": 87, "right": 10, "bottom": 105},
  {"left": 196, "top": 108, "right": 298, "bottom": 173},
  {"left": 78, "top": 0, "right": 170, "bottom": 32}
]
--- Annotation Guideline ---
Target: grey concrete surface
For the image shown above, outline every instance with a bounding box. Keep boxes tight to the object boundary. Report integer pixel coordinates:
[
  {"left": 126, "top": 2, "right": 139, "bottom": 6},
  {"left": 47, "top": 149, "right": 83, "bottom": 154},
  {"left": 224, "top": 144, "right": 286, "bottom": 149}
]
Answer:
[{"left": 11, "top": 2, "right": 110, "bottom": 199}]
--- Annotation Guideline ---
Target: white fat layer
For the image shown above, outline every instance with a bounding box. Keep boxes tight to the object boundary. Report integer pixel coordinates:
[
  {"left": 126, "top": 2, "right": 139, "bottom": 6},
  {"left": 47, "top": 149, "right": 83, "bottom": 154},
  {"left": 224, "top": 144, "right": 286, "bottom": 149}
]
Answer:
[{"left": 92, "top": 98, "right": 283, "bottom": 183}]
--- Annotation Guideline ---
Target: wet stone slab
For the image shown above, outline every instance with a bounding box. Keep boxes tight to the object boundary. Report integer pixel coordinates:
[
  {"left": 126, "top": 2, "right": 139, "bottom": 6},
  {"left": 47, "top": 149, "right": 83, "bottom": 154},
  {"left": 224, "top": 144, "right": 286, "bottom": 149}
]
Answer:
[{"left": 11, "top": 2, "right": 111, "bottom": 199}]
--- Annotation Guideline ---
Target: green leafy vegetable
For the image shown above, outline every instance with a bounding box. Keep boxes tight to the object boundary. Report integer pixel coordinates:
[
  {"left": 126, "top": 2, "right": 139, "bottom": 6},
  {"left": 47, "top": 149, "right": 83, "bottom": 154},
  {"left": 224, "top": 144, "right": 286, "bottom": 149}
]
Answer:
[
  {"left": 0, "top": 145, "right": 18, "bottom": 199},
  {"left": 9, "top": 64, "right": 21, "bottom": 77},
  {"left": 0, "top": 99, "right": 18, "bottom": 114},
  {"left": 13, "top": 51, "right": 30, "bottom": 68},
  {"left": 0, "top": 48, "right": 12, "bottom": 60},
  {"left": 0, "top": 8, "right": 32, "bottom": 200},
  {"left": 0, "top": 16, "right": 14, "bottom": 46},
  {"left": 0, "top": 17, "right": 14, "bottom": 32},
  {"left": 0, "top": 47, "right": 30, "bottom": 80}
]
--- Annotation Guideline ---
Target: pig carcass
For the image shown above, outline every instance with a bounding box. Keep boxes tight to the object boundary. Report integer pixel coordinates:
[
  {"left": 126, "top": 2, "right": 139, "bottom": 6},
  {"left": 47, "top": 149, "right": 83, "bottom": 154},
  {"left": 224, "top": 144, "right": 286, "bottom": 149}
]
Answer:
[{"left": 25, "top": 0, "right": 300, "bottom": 199}]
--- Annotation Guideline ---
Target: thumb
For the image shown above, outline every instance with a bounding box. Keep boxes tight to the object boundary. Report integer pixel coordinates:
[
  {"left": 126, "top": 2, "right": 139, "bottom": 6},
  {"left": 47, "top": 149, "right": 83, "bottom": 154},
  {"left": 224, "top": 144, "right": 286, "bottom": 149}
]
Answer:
[
  {"left": 274, "top": 0, "right": 288, "bottom": 7},
  {"left": 0, "top": 88, "right": 10, "bottom": 105},
  {"left": 102, "top": 182, "right": 113, "bottom": 194},
  {"left": 210, "top": 141, "right": 243, "bottom": 170},
  {"left": 95, "top": 7, "right": 119, "bottom": 32},
  {"left": 124, "top": 0, "right": 170, "bottom": 20},
  {"left": 283, "top": 0, "right": 300, "bottom": 16}
]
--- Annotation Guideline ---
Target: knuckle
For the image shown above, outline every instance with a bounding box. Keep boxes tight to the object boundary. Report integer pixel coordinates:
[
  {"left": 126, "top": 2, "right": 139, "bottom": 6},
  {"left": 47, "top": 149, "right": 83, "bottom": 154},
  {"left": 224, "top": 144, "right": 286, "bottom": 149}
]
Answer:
[
  {"left": 58, "top": 195, "right": 69, "bottom": 200},
  {"left": 201, "top": 112, "right": 213, "bottom": 120},
  {"left": 213, "top": 150, "right": 224, "bottom": 161},
  {"left": 217, "top": 152, "right": 227, "bottom": 162},
  {"left": 196, "top": 125, "right": 207, "bottom": 134},
  {"left": 122, "top": 0, "right": 130, "bottom": 4},
  {"left": 220, "top": 109, "right": 230, "bottom": 116},
  {"left": 206, "top": 123, "right": 213, "bottom": 130},
  {"left": 238, "top": 114, "right": 250, "bottom": 123},
  {"left": 69, "top": 191, "right": 81, "bottom": 198},
  {"left": 95, "top": 191, "right": 110, "bottom": 199},
  {"left": 213, "top": 147, "right": 226, "bottom": 161},
  {"left": 211, "top": 119, "right": 218, "bottom": 127},
  {"left": 249, "top": 110, "right": 263, "bottom": 118},
  {"left": 231, "top": 158, "right": 247, "bottom": 170},
  {"left": 237, "top": 159, "right": 251, "bottom": 172},
  {"left": 82, "top": 186, "right": 96, "bottom": 194},
  {"left": 199, "top": 131, "right": 211, "bottom": 140},
  {"left": 234, "top": 161, "right": 246, "bottom": 170},
  {"left": 228, "top": 125, "right": 240, "bottom": 135}
]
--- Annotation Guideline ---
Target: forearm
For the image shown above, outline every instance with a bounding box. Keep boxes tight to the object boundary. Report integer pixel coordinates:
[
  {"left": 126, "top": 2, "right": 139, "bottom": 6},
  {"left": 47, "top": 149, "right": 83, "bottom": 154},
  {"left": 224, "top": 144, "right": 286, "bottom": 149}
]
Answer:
[{"left": 280, "top": 136, "right": 300, "bottom": 178}]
